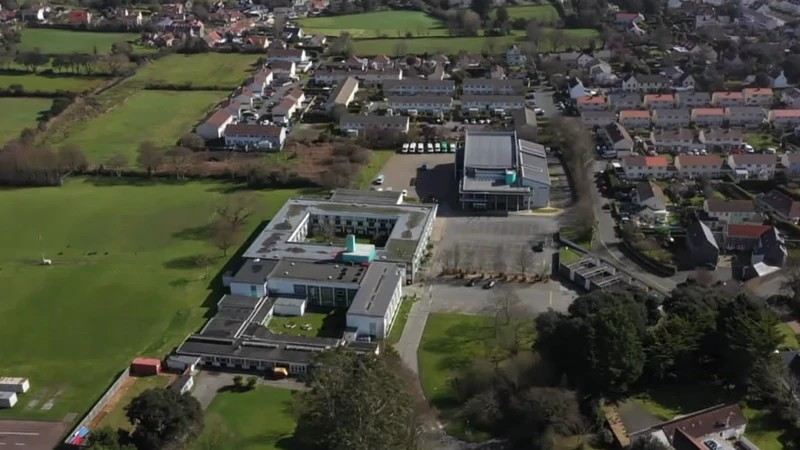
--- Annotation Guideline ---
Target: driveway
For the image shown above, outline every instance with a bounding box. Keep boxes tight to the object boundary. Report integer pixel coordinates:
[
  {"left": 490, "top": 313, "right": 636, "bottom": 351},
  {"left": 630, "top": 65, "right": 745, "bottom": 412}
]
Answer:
[{"left": 191, "top": 370, "right": 306, "bottom": 409}]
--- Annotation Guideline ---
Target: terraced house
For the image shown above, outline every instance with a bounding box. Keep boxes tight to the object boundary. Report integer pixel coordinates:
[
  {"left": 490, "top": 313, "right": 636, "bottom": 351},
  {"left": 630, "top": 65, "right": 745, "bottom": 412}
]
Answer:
[
  {"left": 652, "top": 108, "right": 691, "bottom": 128},
  {"left": 711, "top": 91, "right": 745, "bottom": 107},
  {"left": 576, "top": 96, "right": 607, "bottom": 111},
  {"left": 462, "top": 78, "right": 525, "bottom": 95},
  {"left": 675, "top": 91, "right": 711, "bottom": 108},
  {"left": 388, "top": 96, "right": 453, "bottom": 114},
  {"left": 650, "top": 129, "right": 704, "bottom": 153},
  {"left": 339, "top": 114, "right": 410, "bottom": 134},
  {"left": 691, "top": 108, "right": 725, "bottom": 127},
  {"left": 618, "top": 109, "right": 651, "bottom": 129},
  {"left": 702, "top": 199, "right": 761, "bottom": 231},
  {"left": 622, "top": 74, "right": 670, "bottom": 93},
  {"left": 382, "top": 79, "right": 454, "bottom": 96},
  {"left": 643, "top": 94, "right": 675, "bottom": 109},
  {"left": 461, "top": 95, "right": 525, "bottom": 112},
  {"left": 581, "top": 110, "right": 616, "bottom": 127},
  {"left": 699, "top": 128, "right": 743, "bottom": 150},
  {"left": 725, "top": 106, "right": 766, "bottom": 127},
  {"left": 620, "top": 155, "right": 671, "bottom": 180},
  {"left": 727, "top": 153, "right": 777, "bottom": 179},
  {"left": 743, "top": 87, "right": 774, "bottom": 106},
  {"left": 768, "top": 109, "right": 800, "bottom": 128},
  {"left": 608, "top": 92, "right": 642, "bottom": 111},
  {"left": 674, "top": 154, "right": 723, "bottom": 178}
]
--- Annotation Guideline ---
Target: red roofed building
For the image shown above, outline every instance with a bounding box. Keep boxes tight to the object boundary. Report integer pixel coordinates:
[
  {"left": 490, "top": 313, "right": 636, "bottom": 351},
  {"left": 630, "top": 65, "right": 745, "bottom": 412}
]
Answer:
[
  {"left": 643, "top": 93, "right": 675, "bottom": 109},
  {"left": 621, "top": 154, "right": 671, "bottom": 179},
  {"left": 197, "top": 105, "right": 238, "bottom": 139},
  {"left": 615, "top": 12, "right": 644, "bottom": 24},
  {"left": 743, "top": 87, "right": 773, "bottom": 106},
  {"left": 723, "top": 224, "right": 772, "bottom": 251},
  {"left": 674, "top": 154, "right": 723, "bottom": 178},
  {"left": 576, "top": 95, "right": 607, "bottom": 111},
  {"left": 68, "top": 10, "right": 92, "bottom": 26},
  {"left": 768, "top": 109, "right": 800, "bottom": 127},
  {"left": 131, "top": 357, "right": 161, "bottom": 376},
  {"left": 244, "top": 35, "right": 269, "bottom": 50},
  {"left": 711, "top": 91, "right": 744, "bottom": 107},
  {"left": 691, "top": 108, "right": 725, "bottom": 127},
  {"left": 618, "top": 109, "right": 651, "bottom": 129}
]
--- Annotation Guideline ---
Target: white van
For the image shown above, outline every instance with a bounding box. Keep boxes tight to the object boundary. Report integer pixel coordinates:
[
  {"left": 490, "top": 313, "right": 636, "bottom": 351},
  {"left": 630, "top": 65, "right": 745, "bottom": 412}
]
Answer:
[{"left": 374, "top": 174, "right": 385, "bottom": 185}]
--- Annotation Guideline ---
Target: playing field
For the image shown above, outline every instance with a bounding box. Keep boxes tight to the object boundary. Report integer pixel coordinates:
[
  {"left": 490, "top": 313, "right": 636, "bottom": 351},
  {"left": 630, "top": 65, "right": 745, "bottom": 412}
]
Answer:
[
  {"left": 17, "top": 29, "right": 140, "bottom": 54},
  {"left": 192, "top": 387, "right": 298, "bottom": 450},
  {"left": 130, "top": 53, "right": 262, "bottom": 88},
  {"left": 493, "top": 4, "right": 559, "bottom": 23},
  {"left": 298, "top": 11, "right": 448, "bottom": 38},
  {"left": 0, "top": 73, "right": 107, "bottom": 93},
  {"left": 351, "top": 29, "right": 598, "bottom": 56},
  {"left": 0, "top": 97, "right": 50, "bottom": 143},
  {"left": 0, "top": 180, "right": 302, "bottom": 422},
  {"left": 56, "top": 90, "right": 223, "bottom": 163}
]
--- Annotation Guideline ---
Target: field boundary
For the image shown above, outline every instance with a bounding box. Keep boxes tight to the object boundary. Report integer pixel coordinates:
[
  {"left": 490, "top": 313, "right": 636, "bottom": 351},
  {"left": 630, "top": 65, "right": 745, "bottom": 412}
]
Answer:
[{"left": 64, "top": 367, "right": 130, "bottom": 445}]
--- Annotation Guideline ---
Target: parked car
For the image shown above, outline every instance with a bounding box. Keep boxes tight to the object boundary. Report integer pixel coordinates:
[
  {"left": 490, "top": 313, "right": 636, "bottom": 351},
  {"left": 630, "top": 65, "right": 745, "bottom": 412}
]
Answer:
[
  {"left": 419, "top": 163, "right": 428, "bottom": 171},
  {"left": 467, "top": 278, "right": 479, "bottom": 287},
  {"left": 532, "top": 241, "right": 544, "bottom": 252},
  {"left": 483, "top": 280, "right": 497, "bottom": 289}
]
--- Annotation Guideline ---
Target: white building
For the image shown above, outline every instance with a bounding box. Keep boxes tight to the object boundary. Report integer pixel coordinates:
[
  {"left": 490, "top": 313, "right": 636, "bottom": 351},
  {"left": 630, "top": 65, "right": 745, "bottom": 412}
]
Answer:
[
  {"left": 0, "top": 378, "right": 30, "bottom": 393},
  {"left": 228, "top": 258, "right": 274, "bottom": 297},
  {"left": 461, "top": 95, "right": 525, "bottom": 112},
  {"left": 463, "top": 78, "right": 525, "bottom": 96},
  {"left": 727, "top": 153, "right": 777, "bottom": 179},
  {"left": 652, "top": 108, "right": 691, "bottom": 128},
  {"left": 622, "top": 74, "right": 670, "bottom": 93},
  {"left": 620, "top": 155, "right": 671, "bottom": 180},
  {"left": 197, "top": 107, "right": 238, "bottom": 140},
  {"left": 388, "top": 95, "right": 453, "bottom": 114},
  {"left": 339, "top": 114, "right": 410, "bottom": 134},
  {"left": 345, "top": 263, "right": 405, "bottom": 339},
  {"left": 273, "top": 297, "right": 307, "bottom": 316},
  {"left": 382, "top": 79, "right": 454, "bottom": 96},
  {"left": 725, "top": 106, "right": 766, "bottom": 128},
  {"left": 675, "top": 154, "right": 724, "bottom": 178}
]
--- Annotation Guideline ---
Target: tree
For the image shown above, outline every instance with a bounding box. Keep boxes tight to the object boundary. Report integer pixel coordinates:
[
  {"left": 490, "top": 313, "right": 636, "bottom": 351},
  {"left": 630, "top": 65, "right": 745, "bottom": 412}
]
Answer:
[
  {"left": 210, "top": 219, "right": 240, "bottom": 256},
  {"left": 233, "top": 375, "right": 243, "bottom": 387},
  {"left": 111, "top": 40, "right": 133, "bottom": 56},
  {"left": 294, "top": 348, "right": 414, "bottom": 450},
  {"left": 246, "top": 376, "right": 258, "bottom": 390},
  {"left": 125, "top": 388, "right": 203, "bottom": 450},
  {"left": 329, "top": 32, "right": 355, "bottom": 57},
  {"left": 526, "top": 20, "right": 542, "bottom": 45},
  {"left": 460, "top": 9, "right": 481, "bottom": 36},
  {"left": 191, "top": 3, "right": 209, "bottom": 20},
  {"left": 103, "top": 54, "right": 129, "bottom": 75},
  {"left": 57, "top": 144, "right": 88, "bottom": 173},
  {"left": 582, "top": 305, "right": 645, "bottom": 393},
  {"left": 549, "top": 29, "right": 565, "bottom": 51},
  {"left": 215, "top": 192, "right": 260, "bottom": 230},
  {"left": 106, "top": 153, "right": 127, "bottom": 177},
  {"left": 470, "top": 0, "right": 491, "bottom": 19},
  {"left": 180, "top": 133, "right": 205, "bottom": 151},
  {"left": 516, "top": 246, "right": 534, "bottom": 275},
  {"left": 166, "top": 146, "right": 194, "bottom": 180},
  {"left": 629, "top": 435, "right": 671, "bottom": 450},
  {"left": 137, "top": 141, "right": 164, "bottom": 176},
  {"left": 495, "top": 6, "right": 509, "bottom": 25},
  {"left": 273, "top": 17, "right": 286, "bottom": 38},
  {"left": 14, "top": 49, "right": 49, "bottom": 72}
]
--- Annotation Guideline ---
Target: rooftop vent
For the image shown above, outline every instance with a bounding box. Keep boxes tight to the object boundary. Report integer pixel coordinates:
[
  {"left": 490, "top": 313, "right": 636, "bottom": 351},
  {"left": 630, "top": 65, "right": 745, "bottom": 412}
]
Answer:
[
  {"left": 290, "top": 262, "right": 295, "bottom": 266},
  {"left": 254, "top": 258, "right": 261, "bottom": 262},
  {"left": 284, "top": 271, "right": 289, "bottom": 275}
]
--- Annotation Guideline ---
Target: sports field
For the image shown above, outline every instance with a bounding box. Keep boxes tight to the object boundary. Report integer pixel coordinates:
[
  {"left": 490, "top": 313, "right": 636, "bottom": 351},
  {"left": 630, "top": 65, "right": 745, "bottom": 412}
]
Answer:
[
  {"left": 0, "top": 180, "right": 301, "bottom": 421},
  {"left": 56, "top": 90, "right": 223, "bottom": 163},
  {"left": 298, "top": 11, "right": 448, "bottom": 37},
  {"left": 0, "top": 73, "right": 107, "bottom": 93},
  {"left": 192, "top": 387, "right": 298, "bottom": 450},
  {"left": 17, "top": 29, "right": 140, "bottom": 54},
  {"left": 0, "top": 97, "right": 50, "bottom": 143},
  {"left": 130, "top": 53, "right": 262, "bottom": 88},
  {"left": 493, "top": 4, "right": 559, "bottom": 23}
]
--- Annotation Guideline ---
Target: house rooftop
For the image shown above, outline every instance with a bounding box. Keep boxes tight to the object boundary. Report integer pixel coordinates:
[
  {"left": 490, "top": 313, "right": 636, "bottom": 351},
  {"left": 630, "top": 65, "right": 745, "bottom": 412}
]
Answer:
[
  {"left": 727, "top": 224, "right": 771, "bottom": 238},
  {"left": 692, "top": 108, "right": 725, "bottom": 115},
  {"left": 577, "top": 95, "right": 606, "bottom": 104},
  {"left": 225, "top": 123, "right": 284, "bottom": 137},
  {"left": 770, "top": 109, "right": 800, "bottom": 118},
  {"left": 620, "top": 109, "right": 651, "bottom": 119},
  {"left": 329, "top": 77, "right": 359, "bottom": 105},
  {"left": 730, "top": 153, "right": 776, "bottom": 165},
  {"left": 461, "top": 94, "right": 524, "bottom": 103},
  {"left": 758, "top": 190, "right": 800, "bottom": 219},
  {"left": 623, "top": 155, "right": 669, "bottom": 167},
  {"left": 382, "top": 79, "right": 454, "bottom": 89},
  {"left": 712, "top": 91, "right": 744, "bottom": 100},
  {"left": 388, "top": 95, "right": 452, "bottom": 104}
]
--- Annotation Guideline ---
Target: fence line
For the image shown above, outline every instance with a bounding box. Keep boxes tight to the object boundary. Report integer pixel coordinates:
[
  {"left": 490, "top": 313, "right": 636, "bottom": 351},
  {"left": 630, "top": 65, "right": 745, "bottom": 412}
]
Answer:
[{"left": 64, "top": 367, "right": 131, "bottom": 445}]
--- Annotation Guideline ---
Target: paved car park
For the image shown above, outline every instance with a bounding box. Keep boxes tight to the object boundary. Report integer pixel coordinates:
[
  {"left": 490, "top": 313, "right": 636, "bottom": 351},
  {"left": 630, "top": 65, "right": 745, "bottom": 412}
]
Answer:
[
  {"left": 0, "top": 420, "right": 67, "bottom": 448},
  {"left": 379, "top": 153, "right": 455, "bottom": 201},
  {"left": 430, "top": 280, "right": 578, "bottom": 314}
]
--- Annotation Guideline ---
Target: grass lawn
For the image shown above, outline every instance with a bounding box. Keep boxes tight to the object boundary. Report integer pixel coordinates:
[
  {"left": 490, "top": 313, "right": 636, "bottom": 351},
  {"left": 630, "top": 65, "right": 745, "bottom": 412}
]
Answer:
[
  {"left": 745, "top": 133, "right": 778, "bottom": 150},
  {"left": 0, "top": 97, "right": 51, "bottom": 143},
  {"left": 493, "top": 5, "right": 559, "bottom": 23},
  {"left": 386, "top": 296, "right": 416, "bottom": 346},
  {"left": 298, "top": 11, "right": 447, "bottom": 38},
  {"left": 356, "top": 149, "right": 395, "bottom": 188},
  {"left": 268, "top": 308, "right": 345, "bottom": 338},
  {"left": 778, "top": 322, "right": 800, "bottom": 350},
  {"left": 18, "top": 29, "right": 140, "bottom": 54},
  {"left": 0, "top": 73, "right": 108, "bottom": 93},
  {"left": 131, "top": 53, "right": 262, "bottom": 88},
  {"left": 0, "top": 179, "right": 302, "bottom": 421},
  {"left": 193, "top": 386, "right": 297, "bottom": 450},
  {"left": 559, "top": 247, "right": 583, "bottom": 264},
  {"left": 56, "top": 90, "right": 223, "bottom": 163},
  {"left": 351, "top": 29, "right": 598, "bottom": 56},
  {"left": 98, "top": 374, "right": 172, "bottom": 432},
  {"left": 633, "top": 384, "right": 788, "bottom": 450}
]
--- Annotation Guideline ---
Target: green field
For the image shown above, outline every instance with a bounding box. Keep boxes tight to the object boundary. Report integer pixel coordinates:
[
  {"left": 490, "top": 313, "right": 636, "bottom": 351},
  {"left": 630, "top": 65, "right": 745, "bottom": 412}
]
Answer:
[
  {"left": 99, "top": 374, "right": 172, "bottom": 432},
  {"left": 351, "top": 29, "right": 598, "bottom": 56},
  {"left": 386, "top": 296, "right": 415, "bottom": 346},
  {"left": 18, "top": 29, "right": 140, "bottom": 54},
  {"left": 0, "top": 179, "right": 301, "bottom": 421},
  {"left": 193, "top": 387, "right": 298, "bottom": 450},
  {"left": 0, "top": 97, "right": 51, "bottom": 143},
  {"left": 131, "top": 53, "right": 262, "bottom": 88},
  {"left": 493, "top": 4, "right": 559, "bottom": 23},
  {"left": 356, "top": 149, "right": 395, "bottom": 189},
  {"left": 0, "top": 73, "right": 107, "bottom": 93},
  {"left": 56, "top": 90, "right": 223, "bottom": 163},
  {"left": 298, "top": 11, "right": 447, "bottom": 38}
]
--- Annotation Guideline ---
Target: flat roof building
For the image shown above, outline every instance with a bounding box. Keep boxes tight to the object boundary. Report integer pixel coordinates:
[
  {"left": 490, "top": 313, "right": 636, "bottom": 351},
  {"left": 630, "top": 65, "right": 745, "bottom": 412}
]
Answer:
[{"left": 457, "top": 131, "right": 551, "bottom": 211}]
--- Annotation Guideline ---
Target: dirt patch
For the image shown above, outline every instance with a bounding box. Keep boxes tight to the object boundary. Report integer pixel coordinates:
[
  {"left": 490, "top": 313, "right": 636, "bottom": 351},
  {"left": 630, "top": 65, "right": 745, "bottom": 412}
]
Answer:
[{"left": 87, "top": 376, "right": 136, "bottom": 430}]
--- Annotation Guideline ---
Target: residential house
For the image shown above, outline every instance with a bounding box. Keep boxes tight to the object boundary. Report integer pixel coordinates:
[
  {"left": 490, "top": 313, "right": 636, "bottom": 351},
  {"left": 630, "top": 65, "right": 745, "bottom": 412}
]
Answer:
[
  {"left": 382, "top": 79, "right": 454, "bottom": 96},
  {"left": 622, "top": 74, "right": 670, "bottom": 93},
  {"left": 660, "top": 66, "right": 684, "bottom": 81},
  {"left": 588, "top": 60, "right": 617, "bottom": 85},
  {"left": 769, "top": 109, "right": 800, "bottom": 128},
  {"left": 782, "top": 152, "right": 800, "bottom": 175},
  {"left": 247, "top": 68, "right": 273, "bottom": 95},
  {"left": 755, "top": 189, "right": 800, "bottom": 223},
  {"left": 632, "top": 180, "right": 668, "bottom": 224},
  {"left": 223, "top": 123, "right": 286, "bottom": 150},
  {"left": 618, "top": 109, "right": 651, "bottom": 129},
  {"left": 576, "top": 96, "right": 607, "bottom": 111},
  {"left": 506, "top": 45, "right": 526, "bottom": 66},
  {"left": 204, "top": 31, "right": 224, "bottom": 47},
  {"left": 67, "top": 10, "right": 92, "bottom": 27},
  {"left": 692, "top": 108, "right": 725, "bottom": 127},
  {"left": 676, "top": 91, "right": 710, "bottom": 108},
  {"left": 650, "top": 128, "right": 704, "bottom": 153},
  {"left": 272, "top": 97, "right": 298, "bottom": 123},
  {"left": 232, "top": 88, "right": 255, "bottom": 108},
  {"left": 269, "top": 38, "right": 288, "bottom": 49},
  {"left": 751, "top": 227, "right": 788, "bottom": 272},
  {"left": 600, "top": 123, "right": 634, "bottom": 152},
  {"left": 21, "top": 4, "right": 49, "bottom": 21},
  {"left": 581, "top": 110, "right": 616, "bottom": 127},
  {"left": 743, "top": 9, "right": 785, "bottom": 30},
  {"left": 628, "top": 404, "right": 747, "bottom": 449},
  {"left": 652, "top": 108, "right": 691, "bottom": 128},
  {"left": 711, "top": 91, "right": 745, "bottom": 107},
  {"left": 326, "top": 77, "right": 359, "bottom": 112},
  {"left": 675, "top": 73, "right": 695, "bottom": 90},
  {"left": 675, "top": 154, "right": 723, "bottom": 178},
  {"left": 727, "top": 153, "right": 777, "bottom": 179},
  {"left": 699, "top": 128, "right": 744, "bottom": 150},
  {"left": 243, "top": 35, "right": 269, "bottom": 51},
  {"left": 339, "top": 114, "right": 410, "bottom": 134},
  {"left": 686, "top": 220, "right": 720, "bottom": 269},
  {"left": 308, "top": 34, "right": 327, "bottom": 47},
  {"left": 608, "top": 92, "right": 641, "bottom": 111},
  {"left": 643, "top": 94, "right": 676, "bottom": 109},
  {"left": 695, "top": 14, "right": 731, "bottom": 28},
  {"left": 314, "top": 69, "right": 402, "bottom": 86},
  {"left": 620, "top": 155, "right": 671, "bottom": 180},
  {"left": 344, "top": 55, "right": 367, "bottom": 71},
  {"left": 703, "top": 199, "right": 760, "bottom": 231},
  {"left": 489, "top": 65, "right": 506, "bottom": 80},
  {"left": 462, "top": 78, "right": 525, "bottom": 96},
  {"left": 270, "top": 60, "right": 296, "bottom": 79},
  {"left": 725, "top": 106, "right": 766, "bottom": 128},
  {"left": 388, "top": 96, "right": 453, "bottom": 114},
  {"left": 461, "top": 95, "right": 524, "bottom": 112},
  {"left": 615, "top": 12, "right": 645, "bottom": 25},
  {"left": 267, "top": 48, "right": 309, "bottom": 64},
  {"left": 722, "top": 224, "right": 772, "bottom": 251},
  {"left": 743, "top": 87, "right": 774, "bottom": 106},
  {"left": 782, "top": 87, "right": 800, "bottom": 106},
  {"left": 120, "top": 9, "right": 143, "bottom": 27},
  {"left": 370, "top": 55, "right": 392, "bottom": 70},
  {"left": 568, "top": 78, "right": 587, "bottom": 99},
  {"left": 197, "top": 106, "right": 239, "bottom": 140}
]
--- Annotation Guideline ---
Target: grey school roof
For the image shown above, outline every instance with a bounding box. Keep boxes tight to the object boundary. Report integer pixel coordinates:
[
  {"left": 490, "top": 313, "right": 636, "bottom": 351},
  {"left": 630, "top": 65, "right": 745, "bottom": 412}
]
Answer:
[
  {"left": 232, "top": 258, "right": 278, "bottom": 284},
  {"left": 347, "top": 262, "right": 404, "bottom": 317},
  {"left": 270, "top": 258, "right": 368, "bottom": 284},
  {"left": 461, "top": 131, "right": 549, "bottom": 192},
  {"left": 242, "top": 197, "right": 436, "bottom": 264},
  {"left": 464, "top": 131, "right": 517, "bottom": 168},
  {"left": 329, "top": 188, "right": 402, "bottom": 205},
  {"left": 519, "top": 140, "right": 551, "bottom": 186}
]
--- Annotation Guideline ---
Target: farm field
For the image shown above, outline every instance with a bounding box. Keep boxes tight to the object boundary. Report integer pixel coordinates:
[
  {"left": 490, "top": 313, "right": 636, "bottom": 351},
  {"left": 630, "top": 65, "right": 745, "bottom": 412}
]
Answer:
[
  {"left": 56, "top": 90, "right": 223, "bottom": 163},
  {"left": 298, "top": 11, "right": 447, "bottom": 38},
  {"left": 492, "top": 4, "right": 559, "bottom": 23},
  {"left": 0, "top": 73, "right": 107, "bottom": 93},
  {"left": 17, "top": 29, "right": 140, "bottom": 54},
  {"left": 130, "top": 53, "right": 262, "bottom": 88},
  {"left": 0, "top": 97, "right": 51, "bottom": 143},
  {"left": 192, "top": 387, "right": 298, "bottom": 450},
  {"left": 0, "top": 179, "right": 302, "bottom": 422},
  {"left": 351, "top": 29, "right": 598, "bottom": 56}
]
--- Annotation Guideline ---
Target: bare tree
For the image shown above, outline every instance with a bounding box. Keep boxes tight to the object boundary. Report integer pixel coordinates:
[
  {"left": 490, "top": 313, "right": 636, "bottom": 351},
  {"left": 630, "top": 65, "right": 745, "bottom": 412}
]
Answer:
[
  {"left": 394, "top": 39, "right": 408, "bottom": 57},
  {"left": 549, "top": 29, "right": 565, "bottom": 51},
  {"left": 526, "top": 20, "right": 542, "bottom": 46},
  {"left": 273, "top": 17, "right": 286, "bottom": 38},
  {"left": 215, "top": 191, "right": 261, "bottom": 230},
  {"left": 166, "top": 146, "right": 194, "bottom": 180},
  {"left": 516, "top": 246, "right": 535, "bottom": 276},
  {"left": 137, "top": 141, "right": 164, "bottom": 176},
  {"left": 106, "top": 153, "right": 127, "bottom": 177},
  {"left": 57, "top": 144, "right": 87, "bottom": 173},
  {"left": 210, "top": 219, "right": 240, "bottom": 256},
  {"left": 493, "top": 245, "right": 506, "bottom": 274}
]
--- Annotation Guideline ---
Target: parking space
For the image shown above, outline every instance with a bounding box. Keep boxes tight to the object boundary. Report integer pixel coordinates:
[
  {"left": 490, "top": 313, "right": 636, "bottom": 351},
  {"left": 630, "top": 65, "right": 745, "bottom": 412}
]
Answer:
[
  {"left": 379, "top": 153, "right": 456, "bottom": 201},
  {"left": 0, "top": 420, "right": 67, "bottom": 448},
  {"left": 430, "top": 280, "right": 579, "bottom": 314}
]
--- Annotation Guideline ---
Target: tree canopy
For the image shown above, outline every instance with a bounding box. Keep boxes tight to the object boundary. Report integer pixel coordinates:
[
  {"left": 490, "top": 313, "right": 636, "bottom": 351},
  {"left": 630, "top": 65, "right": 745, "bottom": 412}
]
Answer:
[{"left": 125, "top": 388, "right": 204, "bottom": 450}]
